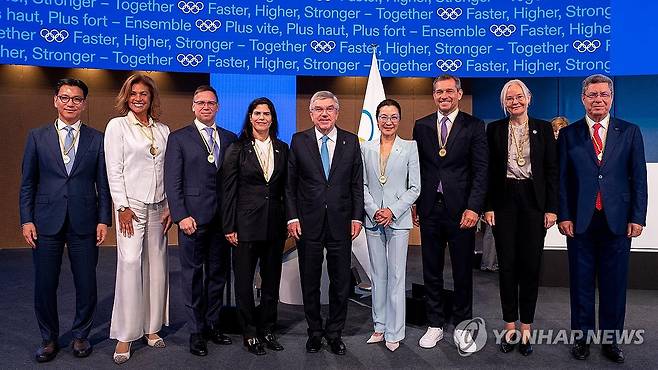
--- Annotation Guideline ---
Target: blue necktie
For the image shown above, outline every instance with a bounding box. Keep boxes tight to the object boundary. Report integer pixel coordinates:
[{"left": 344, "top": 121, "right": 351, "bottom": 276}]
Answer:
[
  {"left": 321, "top": 135, "right": 330, "bottom": 179},
  {"left": 204, "top": 127, "right": 220, "bottom": 168},
  {"left": 64, "top": 126, "right": 75, "bottom": 174}
]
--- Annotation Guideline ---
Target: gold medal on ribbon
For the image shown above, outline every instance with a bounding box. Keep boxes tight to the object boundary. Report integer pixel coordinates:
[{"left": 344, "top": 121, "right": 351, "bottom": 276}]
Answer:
[
  {"left": 517, "top": 157, "right": 526, "bottom": 166},
  {"left": 439, "top": 148, "right": 447, "bottom": 157},
  {"left": 63, "top": 154, "right": 71, "bottom": 164},
  {"left": 379, "top": 175, "right": 387, "bottom": 184},
  {"left": 149, "top": 146, "right": 158, "bottom": 156},
  {"left": 207, "top": 154, "right": 215, "bottom": 163}
]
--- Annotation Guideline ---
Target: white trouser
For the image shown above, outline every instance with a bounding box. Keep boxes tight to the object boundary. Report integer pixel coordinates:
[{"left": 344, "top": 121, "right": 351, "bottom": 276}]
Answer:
[
  {"left": 110, "top": 199, "right": 169, "bottom": 342},
  {"left": 365, "top": 226, "right": 410, "bottom": 342}
]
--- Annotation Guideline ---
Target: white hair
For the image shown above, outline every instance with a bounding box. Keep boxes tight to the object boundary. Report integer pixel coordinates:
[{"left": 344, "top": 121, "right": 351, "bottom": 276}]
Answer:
[
  {"left": 309, "top": 91, "right": 340, "bottom": 111},
  {"left": 500, "top": 79, "right": 532, "bottom": 115}
]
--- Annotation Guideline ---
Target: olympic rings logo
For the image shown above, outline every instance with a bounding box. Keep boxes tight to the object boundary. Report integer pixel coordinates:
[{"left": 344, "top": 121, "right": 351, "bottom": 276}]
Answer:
[
  {"left": 177, "top": 54, "right": 203, "bottom": 67},
  {"left": 40, "top": 29, "right": 69, "bottom": 43},
  {"left": 178, "top": 1, "right": 204, "bottom": 14},
  {"left": 196, "top": 20, "right": 222, "bottom": 32},
  {"left": 436, "top": 8, "right": 462, "bottom": 20},
  {"left": 310, "top": 40, "right": 336, "bottom": 53},
  {"left": 489, "top": 24, "right": 517, "bottom": 37},
  {"left": 436, "top": 59, "right": 462, "bottom": 72},
  {"left": 572, "top": 40, "right": 601, "bottom": 53}
]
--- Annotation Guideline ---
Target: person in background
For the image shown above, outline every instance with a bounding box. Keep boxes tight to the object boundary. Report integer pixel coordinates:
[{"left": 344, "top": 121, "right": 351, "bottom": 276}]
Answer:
[
  {"left": 558, "top": 74, "right": 647, "bottom": 363},
  {"left": 362, "top": 99, "right": 420, "bottom": 352},
  {"left": 551, "top": 116, "right": 569, "bottom": 140},
  {"left": 20, "top": 78, "right": 112, "bottom": 362},
  {"left": 484, "top": 79, "right": 558, "bottom": 356},
  {"left": 105, "top": 74, "right": 172, "bottom": 364},
  {"left": 164, "top": 85, "right": 237, "bottom": 357},
  {"left": 222, "top": 97, "right": 289, "bottom": 355}
]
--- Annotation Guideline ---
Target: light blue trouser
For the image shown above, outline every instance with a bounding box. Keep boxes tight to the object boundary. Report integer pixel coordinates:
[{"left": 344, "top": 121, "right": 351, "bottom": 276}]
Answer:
[{"left": 365, "top": 226, "right": 410, "bottom": 342}]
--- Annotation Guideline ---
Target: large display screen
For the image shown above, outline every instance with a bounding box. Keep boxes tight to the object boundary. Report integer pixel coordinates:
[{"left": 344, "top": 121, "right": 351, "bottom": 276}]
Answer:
[{"left": 1, "top": 0, "right": 620, "bottom": 77}]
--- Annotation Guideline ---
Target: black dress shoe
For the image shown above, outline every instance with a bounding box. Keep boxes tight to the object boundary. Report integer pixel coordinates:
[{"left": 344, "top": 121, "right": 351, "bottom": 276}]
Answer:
[
  {"left": 602, "top": 344, "right": 625, "bottom": 363},
  {"left": 518, "top": 340, "right": 533, "bottom": 356},
  {"left": 571, "top": 340, "right": 590, "bottom": 360},
  {"left": 206, "top": 327, "right": 232, "bottom": 345},
  {"left": 261, "top": 333, "right": 284, "bottom": 351},
  {"left": 35, "top": 340, "right": 59, "bottom": 363},
  {"left": 189, "top": 334, "right": 208, "bottom": 356},
  {"left": 499, "top": 332, "right": 516, "bottom": 353},
  {"left": 326, "top": 337, "right": 346, "bottom": 355},
  {"left": 244, "top": 338, "right": 266, "bottom": 355},
  {"left": 71, "top": 338, "right": 93, "bottom": 358},
  {"left": 305, "top": 336, "right": 322, "bottom": 353}
]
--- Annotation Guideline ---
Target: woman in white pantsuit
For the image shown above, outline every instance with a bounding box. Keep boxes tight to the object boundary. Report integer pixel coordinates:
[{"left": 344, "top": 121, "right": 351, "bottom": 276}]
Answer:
[
  {"left": 362, "top": 99, "right": 420, "bottom": 351},
  {"left": 105, "top": 74, "right": 172, "bottom": 364}
]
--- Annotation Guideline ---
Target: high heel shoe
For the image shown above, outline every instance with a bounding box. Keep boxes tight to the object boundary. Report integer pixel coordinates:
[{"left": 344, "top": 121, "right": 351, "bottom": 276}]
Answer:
[
  {"left": 113, "top": 342, "right": 132, "bottom": 365},
  {"left": 366, "top": 332, "right": 384, "bottom": 344},
  {"left": 385, "top": 341, "right": 399, "bottom": 352},
  {"left": 144, "top": 334, "right": 166, "bottom": 348},
  {"left": 499, "top": 332, "right": 516, "bottom": 353}
]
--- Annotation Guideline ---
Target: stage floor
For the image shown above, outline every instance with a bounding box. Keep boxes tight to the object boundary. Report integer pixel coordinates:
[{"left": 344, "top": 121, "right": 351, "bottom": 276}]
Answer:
[{"left": 1, "top": 246, "right": 656, "bottom": 369}]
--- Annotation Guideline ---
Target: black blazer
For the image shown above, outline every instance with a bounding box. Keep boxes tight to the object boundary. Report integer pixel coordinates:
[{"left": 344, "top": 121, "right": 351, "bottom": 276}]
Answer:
[
  {"left": 164, "top": 123, "right": 237, "bottom": 225},
  {"left": 222, "top": 138, "right": 289, "bottom": 241},
  {"left": 413, "top": 111, "right": 488, "bottom": 220},
  {"left": 486, "top": 117, "right": 558, "bottom": 213},
  {"left": 285, "top": 127, "right": 364, "bottom": 241}
]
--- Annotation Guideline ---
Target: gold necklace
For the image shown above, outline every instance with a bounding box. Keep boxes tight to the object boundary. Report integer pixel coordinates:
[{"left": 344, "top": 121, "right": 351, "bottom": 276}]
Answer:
[
  {"left": 253, "top": 138, "right": 272, "bottom": 180},
  {"left": 55, "top": 120, "right": 79, "bottom": 164},
  {"left": 135, "top": 119, "right": 158, "bottom": 156},
  {"left": 509, "top": 121, "right": 528, "bottom": 167}
]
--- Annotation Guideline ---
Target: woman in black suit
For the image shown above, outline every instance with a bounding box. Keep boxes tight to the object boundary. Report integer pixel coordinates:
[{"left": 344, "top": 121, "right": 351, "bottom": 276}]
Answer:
[
  {"left": 484, "top": 79, "right": 558, "bottom": 356},
  {"left": 222, "top": 97, "right": 289, "bottom": 356}
]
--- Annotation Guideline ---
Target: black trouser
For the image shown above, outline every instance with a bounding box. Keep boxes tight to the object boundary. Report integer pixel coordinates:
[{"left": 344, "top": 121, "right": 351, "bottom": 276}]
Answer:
[
  {"left": 178, "top": 218, "right": 230, "bottom": 334},
  {"left": 297, "top": 217, "right": 352, "bottom": 340},
  {"left": 33, "top": 216, "right": 98, "bottom": 342},
  {"left": 233, "top": 239, "right": 285, "bottom": 339},
  {"left": 492, "top": 179, "right": 545, "bottom": 324},
  {"left": 420, "top": 195, "right": 475, "bottom": 327}
]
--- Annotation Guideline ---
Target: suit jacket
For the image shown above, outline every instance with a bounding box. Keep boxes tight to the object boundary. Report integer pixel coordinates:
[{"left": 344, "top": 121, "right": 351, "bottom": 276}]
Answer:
[
  {"left": 558, "top": 117, "right": 647, "bottom": 235},
  {"left": 164, "top": 123, "right": 237, "bottom": 226},
  {"left": 486, "top": 117, "right": 558, "bottom": 213},
  {"left": 285, "top": 126, "right": 364, "bottom": 241},
  {"left": 222, "top": 138, "right": 289, "bottom": 241},
  {"left": 413, "top": 111, "right": 488, "bottom": 220},
  {"left": 361, "top": 136, "right": 421, "bottom": 229},
  {"left": 19, "top": 123, "right": 112, "bottom": 235}
]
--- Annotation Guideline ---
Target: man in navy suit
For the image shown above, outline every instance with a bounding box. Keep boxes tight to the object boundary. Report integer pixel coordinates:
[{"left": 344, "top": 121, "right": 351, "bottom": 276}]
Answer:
[
  {"left": 164, "top": 85, "right": 237, "bottom": 356},
  {"left": 412, "top": 74, "right": 488, "bottom": 350},
  {"left": 558, "top": 74, "right": 647, "bottom": 363},
  {"left": 19, "top": 78, "right": 112, "bottom": 362},
  {"left": 286, "top": 91, "right": 364, "bottom": 355}
]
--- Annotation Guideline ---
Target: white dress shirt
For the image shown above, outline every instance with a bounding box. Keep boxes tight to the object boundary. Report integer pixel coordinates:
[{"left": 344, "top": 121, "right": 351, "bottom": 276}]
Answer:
[
  {"left": 56, "top": 118, "right": 81, "bottom": 158},
  {"left": 104, "top": 111, "right": 170, "bottom": 208},
  {"left": 315, "top": 125, "right": 337, "bottom": 166},
  {"left": 585, "top": 114, "right": 610, "bottom": 149},
  {"left": 253, "top": 137, "right": 274, "bottom": 181},
  {"left": 437, "top": 108, "right": 459, "bottom": 140},
  {"left": 194, "top": 119, "right": 220, "bottom": 154}
]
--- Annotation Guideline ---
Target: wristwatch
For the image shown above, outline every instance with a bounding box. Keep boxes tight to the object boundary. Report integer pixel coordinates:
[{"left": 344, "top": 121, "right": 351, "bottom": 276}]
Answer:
[{"left": 117, "top": 206, "right": 127, "bottom": 212}]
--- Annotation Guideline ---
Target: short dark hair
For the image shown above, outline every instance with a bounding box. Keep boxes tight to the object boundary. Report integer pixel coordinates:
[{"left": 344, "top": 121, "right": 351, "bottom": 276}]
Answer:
[
  {"left": 432, "top": 74, "right": 462, "bottom": 90},
  {"left": 193, "top": 85, "right": 218, "bottom": 101},
  {"left": 239, "top": 97, "right": 279, "bottom": 142},
  {"left": 55, "top": 78, "right": 89, "bottom": 98},
  {"left": 375, "top": 99, "right": 402, "bottom": 119}
]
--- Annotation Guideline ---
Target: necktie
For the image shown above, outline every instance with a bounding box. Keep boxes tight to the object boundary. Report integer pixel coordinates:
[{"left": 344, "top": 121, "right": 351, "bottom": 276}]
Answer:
[
  {"left": 204, "top": 127, "right": 220, "bottom": 168},
  {"left": 437, "top": 117, "right": 449, "bottom": 193},
  {"left": 64, "top": 126, "right": 75, "bottom": 174},
  {"left": 592, "top": 122, "right": 603, "bottom": 210},
  {"left": 321, "top": 135, "right": 330, "bottom": 179}
]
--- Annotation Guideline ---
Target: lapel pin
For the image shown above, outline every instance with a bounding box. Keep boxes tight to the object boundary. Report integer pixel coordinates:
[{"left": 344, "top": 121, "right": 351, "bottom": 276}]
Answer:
[
  {"left": 343, "top": 140, "right": 346, "bottom": 145},
  {"left": 275, "top": 149, "right": 279, "bottom": 153},
  {"left": 532, "top": 130, "right": 537, "bottom": 134}
]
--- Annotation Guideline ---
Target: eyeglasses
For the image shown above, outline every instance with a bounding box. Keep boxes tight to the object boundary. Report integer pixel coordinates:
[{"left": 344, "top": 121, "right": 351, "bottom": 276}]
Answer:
[
  {"left": 583, "top": 92, "right": 612, "bottom": 99},
  {"left": 311, "top": 106, "right": 337, "bottom": 114},
  {"left": 57, "top": 95, "right": 85, "bottom": 105},
  {"left": 433, "top": 89, "right": 458, "bottom": 95},
  {"left": 194, "top": 100, "right": 218, "bottom": 108},
  {"left": 505, "top": 95, "right": 527, "bottom": 103},
  {"left": 378, "top": 115, "right": 400, "bottom": 123}
]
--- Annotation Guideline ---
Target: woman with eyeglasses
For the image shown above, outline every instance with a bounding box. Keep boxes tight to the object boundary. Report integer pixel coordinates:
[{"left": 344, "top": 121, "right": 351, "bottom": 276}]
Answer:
[
  {"left": 222, "top": 97, "right": 289, "bottom": 356},
  {"left": 104, "top": 74, "right": 172, "bottom": 364},
  {"left": 484, "top": 79, "right": 558, "bottom": 356},
  {"left": 362, "top": 99, "right": 420, "bottom": 351}
]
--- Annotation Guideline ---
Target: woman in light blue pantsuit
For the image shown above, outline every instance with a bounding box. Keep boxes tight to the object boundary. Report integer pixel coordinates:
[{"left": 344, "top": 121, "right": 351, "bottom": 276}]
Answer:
[{"left": 362, "top": 99, "right": 420, "bottom": 351}]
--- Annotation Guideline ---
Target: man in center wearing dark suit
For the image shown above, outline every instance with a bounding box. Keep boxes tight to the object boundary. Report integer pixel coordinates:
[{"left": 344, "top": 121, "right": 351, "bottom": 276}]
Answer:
[
  {"left": 164, "top": 85, "right": 237, "bottom": 356},
  {"left": 286, "top": 91, "right": 364, "bottom": 355},
  {"left": 412, "top": 74, "right": 488, "bottom": 350}
]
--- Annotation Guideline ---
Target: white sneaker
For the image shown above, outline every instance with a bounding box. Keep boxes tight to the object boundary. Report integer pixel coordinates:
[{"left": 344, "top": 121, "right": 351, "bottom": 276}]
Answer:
[
  {"left": 419, "top": 327, "right": 443, "bottom": 348},
  {"left": 453, "top": 329, "right": 476, "bottom": 354}
]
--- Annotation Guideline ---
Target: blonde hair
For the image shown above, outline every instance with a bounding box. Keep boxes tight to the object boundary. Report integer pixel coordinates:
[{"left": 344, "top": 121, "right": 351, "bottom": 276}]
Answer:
[
  {"left": 115, "top": 73, "right": 162, "bottom": 120},
  {"left": 551, "top": 116, "right": 569, "bottom": 132}
]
